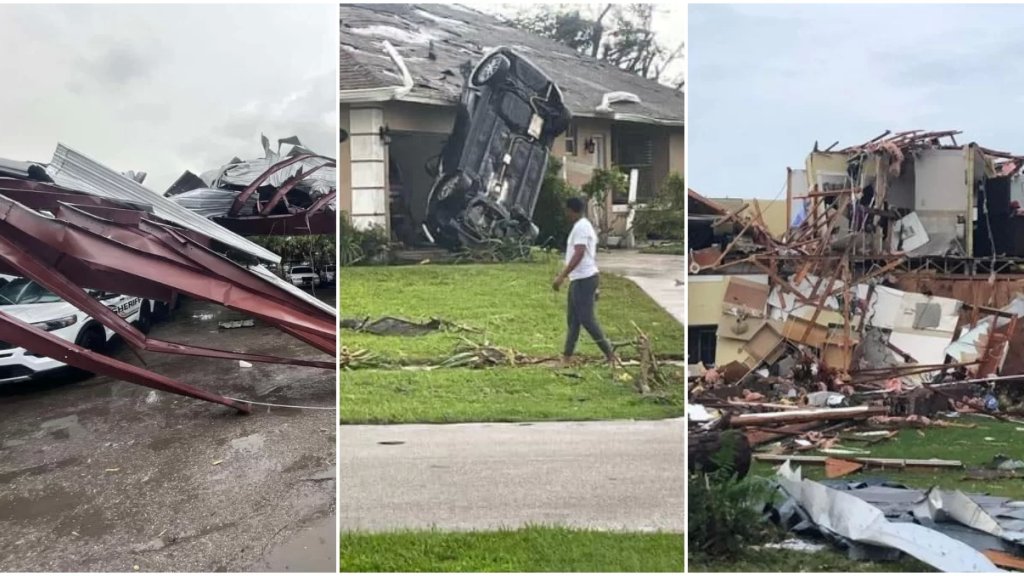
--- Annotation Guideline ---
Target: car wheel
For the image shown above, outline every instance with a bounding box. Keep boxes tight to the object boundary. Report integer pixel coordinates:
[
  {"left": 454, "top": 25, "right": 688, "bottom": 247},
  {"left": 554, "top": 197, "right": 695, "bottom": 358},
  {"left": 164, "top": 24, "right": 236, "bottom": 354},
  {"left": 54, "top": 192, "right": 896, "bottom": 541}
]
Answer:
[
  {"left": 471, "top": 53, "right": 510, "bottom": 87},
  {"left": 70, "top": 325, "right": 106, "bottom": 378},
  {"left": 135, "top": 301, "right": 152, "bottom": 334},
  {"left": 77, "top": 325, "right": 106, "bottom": 355}
]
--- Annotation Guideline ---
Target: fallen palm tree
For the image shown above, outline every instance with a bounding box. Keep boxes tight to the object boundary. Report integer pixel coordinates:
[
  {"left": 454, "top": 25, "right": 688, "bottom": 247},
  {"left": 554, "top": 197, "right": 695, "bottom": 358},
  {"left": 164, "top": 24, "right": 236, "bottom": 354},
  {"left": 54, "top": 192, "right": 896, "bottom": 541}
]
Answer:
[
  {"left": 440, "top": 337, "right": 537, "bottom": 368},
  {"left": 340, "top": 346, "right": 378, "bottom": 370}
]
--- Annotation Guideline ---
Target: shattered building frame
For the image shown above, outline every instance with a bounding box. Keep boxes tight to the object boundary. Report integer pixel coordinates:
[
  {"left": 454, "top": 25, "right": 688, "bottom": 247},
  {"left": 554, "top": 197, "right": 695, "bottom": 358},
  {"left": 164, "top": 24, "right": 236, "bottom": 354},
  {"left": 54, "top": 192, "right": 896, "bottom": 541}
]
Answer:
[{"left": 690, "top": 129, "right": 1024, "bottom": 404}]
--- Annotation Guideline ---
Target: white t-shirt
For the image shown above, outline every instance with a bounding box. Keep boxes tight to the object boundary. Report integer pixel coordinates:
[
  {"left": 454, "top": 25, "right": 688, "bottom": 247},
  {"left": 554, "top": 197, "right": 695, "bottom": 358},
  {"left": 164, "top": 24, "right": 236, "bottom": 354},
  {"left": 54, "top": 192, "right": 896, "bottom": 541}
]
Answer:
[{"left": 565, "top": 217, "right": 599, "bottom": 281}]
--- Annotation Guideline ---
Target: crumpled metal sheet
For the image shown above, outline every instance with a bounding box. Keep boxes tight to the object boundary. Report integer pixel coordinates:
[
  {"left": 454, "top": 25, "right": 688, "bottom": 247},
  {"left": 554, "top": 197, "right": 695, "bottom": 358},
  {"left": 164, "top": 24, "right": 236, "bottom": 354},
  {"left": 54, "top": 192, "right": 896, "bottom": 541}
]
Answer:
[
  {"left": 201, "top": 137, "right": 337, "bottom": 196},
  {"left": 170, "top": 187, "right": 256, "bottom": 218},
  {"left": 46, "top": 144, "right": 280, "bottom": 263},
  {"left": 776, "top": 462, "right": 1000, "bottom": 572}
]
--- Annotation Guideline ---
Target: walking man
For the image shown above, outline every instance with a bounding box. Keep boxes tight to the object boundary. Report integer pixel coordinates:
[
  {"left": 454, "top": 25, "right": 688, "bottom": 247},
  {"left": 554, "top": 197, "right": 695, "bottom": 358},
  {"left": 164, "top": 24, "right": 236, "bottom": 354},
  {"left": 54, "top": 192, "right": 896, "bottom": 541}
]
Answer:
[{"left": 552, "top": 197, "right": 617, "bottom": 368}]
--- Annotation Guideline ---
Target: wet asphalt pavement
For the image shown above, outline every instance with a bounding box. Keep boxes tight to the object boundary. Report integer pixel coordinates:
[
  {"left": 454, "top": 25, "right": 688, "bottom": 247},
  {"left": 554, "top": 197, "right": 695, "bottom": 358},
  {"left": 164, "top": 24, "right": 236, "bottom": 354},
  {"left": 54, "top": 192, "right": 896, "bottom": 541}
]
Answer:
[{"left": 0, "top": 294, "right": 336, "bottom": 572}]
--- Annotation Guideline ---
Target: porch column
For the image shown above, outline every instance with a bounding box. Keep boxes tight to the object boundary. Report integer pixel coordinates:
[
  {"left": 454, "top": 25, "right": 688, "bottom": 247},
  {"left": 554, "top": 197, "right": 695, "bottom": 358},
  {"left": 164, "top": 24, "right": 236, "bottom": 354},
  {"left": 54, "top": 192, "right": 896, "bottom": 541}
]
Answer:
[{"left": 348, "top": 106, "right": 388, "bottom": 230}]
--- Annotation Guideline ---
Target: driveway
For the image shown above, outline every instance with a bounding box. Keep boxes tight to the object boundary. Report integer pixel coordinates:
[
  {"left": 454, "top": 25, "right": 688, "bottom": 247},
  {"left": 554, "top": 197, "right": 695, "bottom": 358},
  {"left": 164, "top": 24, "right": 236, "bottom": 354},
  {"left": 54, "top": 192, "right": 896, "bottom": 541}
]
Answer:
[
  {"left": 339, "top": 418, "right": 684, "bottom": 532},
  {"left": 598, "top": 250, "right": 684, "bottom": 324}
]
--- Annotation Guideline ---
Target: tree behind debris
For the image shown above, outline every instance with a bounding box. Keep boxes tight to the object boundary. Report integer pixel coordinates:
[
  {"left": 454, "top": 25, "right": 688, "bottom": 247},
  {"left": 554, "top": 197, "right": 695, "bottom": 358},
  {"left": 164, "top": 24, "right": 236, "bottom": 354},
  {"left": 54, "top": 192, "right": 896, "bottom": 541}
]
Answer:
[
  {"left": 251, "top": 234, "right": 336, "bottom": 269},
  {"left": 505, "top": 4, "right": 684, "bottom": 89},
  {"left": 632, "top": 172, "right": 685, "bottom": 242}
]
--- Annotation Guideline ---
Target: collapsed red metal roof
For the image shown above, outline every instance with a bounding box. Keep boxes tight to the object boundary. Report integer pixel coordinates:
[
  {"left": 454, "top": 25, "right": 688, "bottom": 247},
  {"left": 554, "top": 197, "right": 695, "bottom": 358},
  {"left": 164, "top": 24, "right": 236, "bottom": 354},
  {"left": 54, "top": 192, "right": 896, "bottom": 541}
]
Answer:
[{"left": 0, "top": 150, "right": 336, "bottom": 414}]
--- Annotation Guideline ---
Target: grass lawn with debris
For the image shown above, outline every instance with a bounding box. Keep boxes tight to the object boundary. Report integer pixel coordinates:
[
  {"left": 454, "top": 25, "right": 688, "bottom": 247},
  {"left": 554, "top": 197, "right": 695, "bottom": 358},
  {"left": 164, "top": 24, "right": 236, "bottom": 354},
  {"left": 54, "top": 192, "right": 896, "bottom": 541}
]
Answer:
[
  {"left": 340, "top": 365, "right": 683, "bottom": 424},
  {"left": 701, "top": 415, "right": 1024, "bottom": 572},
  {"left": 754, "top": 415, "right": 1024, "bottom": 500},
  {"left": 639, "top": 243, "right": 686, "bottom": 256},
  {"left": 339, "top": 527, "right": 684, "bottom": 572},
  {"left": 340, "top": 259, "right": 682, "bottom": 362}
]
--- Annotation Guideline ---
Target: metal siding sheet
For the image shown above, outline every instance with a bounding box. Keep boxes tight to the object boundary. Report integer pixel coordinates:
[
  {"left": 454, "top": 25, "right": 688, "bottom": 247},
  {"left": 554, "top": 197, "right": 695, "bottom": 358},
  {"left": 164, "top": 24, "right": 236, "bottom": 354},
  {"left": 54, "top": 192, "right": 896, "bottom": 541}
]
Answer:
[{"left": 46, "top": 144, "right": 281, "bottom": 263}]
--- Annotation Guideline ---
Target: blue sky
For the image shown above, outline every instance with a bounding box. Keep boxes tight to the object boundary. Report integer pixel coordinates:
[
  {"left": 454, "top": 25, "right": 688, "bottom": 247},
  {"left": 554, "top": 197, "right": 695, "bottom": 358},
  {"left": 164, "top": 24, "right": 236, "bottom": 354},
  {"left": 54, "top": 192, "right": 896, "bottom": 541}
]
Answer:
[{"left": 689, "top": 3, "right": 1024, "bottom": 199}]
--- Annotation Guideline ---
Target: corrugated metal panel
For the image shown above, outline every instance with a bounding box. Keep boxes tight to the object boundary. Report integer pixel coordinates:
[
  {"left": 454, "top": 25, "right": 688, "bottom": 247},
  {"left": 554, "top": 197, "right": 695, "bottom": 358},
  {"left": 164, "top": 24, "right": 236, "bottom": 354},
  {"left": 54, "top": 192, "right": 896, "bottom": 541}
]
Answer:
[
  {"left": 171, "top": 187, "right": 255, "bottom": 218},
  {"left": 46, "top": 144, "right": 281, "bottom": 263}
]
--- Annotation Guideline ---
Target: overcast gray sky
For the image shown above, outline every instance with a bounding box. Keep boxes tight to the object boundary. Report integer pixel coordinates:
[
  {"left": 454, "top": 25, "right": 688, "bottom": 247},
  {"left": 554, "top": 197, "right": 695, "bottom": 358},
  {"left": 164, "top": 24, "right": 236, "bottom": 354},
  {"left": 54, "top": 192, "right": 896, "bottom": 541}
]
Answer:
[
  {"left": 0, "top": 4, "right": 335, "bottom": 192},
  {"left": 690, "top": 4, "right": 1024, "bottom": 199}
]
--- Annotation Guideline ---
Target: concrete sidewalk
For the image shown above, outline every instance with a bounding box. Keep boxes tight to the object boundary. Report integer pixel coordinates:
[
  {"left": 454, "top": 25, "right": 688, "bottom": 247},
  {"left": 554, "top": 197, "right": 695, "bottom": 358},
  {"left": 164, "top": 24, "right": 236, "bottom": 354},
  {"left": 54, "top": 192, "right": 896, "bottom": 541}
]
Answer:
[
  {"left": 339, "top": 418, "right": 684, "bottom": 532},
  {"left": 598, "top": 250, "right": 684, "bottom": 324}
]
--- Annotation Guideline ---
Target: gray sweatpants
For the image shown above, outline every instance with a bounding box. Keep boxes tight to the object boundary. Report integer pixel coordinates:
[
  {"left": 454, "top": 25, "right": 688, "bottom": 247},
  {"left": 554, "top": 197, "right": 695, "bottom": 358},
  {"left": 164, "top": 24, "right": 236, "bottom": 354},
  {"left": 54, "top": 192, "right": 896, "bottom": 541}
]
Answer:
[{"left": 563, "top": 274, "right": 613, "bottom": 358}]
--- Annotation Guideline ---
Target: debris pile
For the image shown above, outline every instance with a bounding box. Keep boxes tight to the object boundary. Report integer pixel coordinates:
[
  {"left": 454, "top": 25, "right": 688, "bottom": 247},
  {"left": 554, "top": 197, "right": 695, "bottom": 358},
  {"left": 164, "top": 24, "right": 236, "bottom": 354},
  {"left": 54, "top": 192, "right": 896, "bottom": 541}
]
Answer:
[
  {"left": 770, "top": 463, "right": 1007, "bottom": 571},
  {"left": 690, "top": 129, "right": 1024, "bottom": 571},
  {"left": 688, "top": 130, "right": 1024, "bottom": 455},
  {"left": 168, "top": 135, "right": 336, "bottom": 236},
  {"left": 0, "top": 144, "right": 336, "bottom": 413}
]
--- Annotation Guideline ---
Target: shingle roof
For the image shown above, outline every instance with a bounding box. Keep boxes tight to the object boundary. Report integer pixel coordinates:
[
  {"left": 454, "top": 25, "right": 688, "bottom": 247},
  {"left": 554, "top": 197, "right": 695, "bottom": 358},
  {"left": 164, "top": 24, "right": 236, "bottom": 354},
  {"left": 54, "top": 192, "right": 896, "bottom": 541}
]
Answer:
[
  {"left": 339, "top": 47, "right": 390, "bottom": 91},
  {"left": 339, "top": 4, "right": 684, "bottom": 125}
]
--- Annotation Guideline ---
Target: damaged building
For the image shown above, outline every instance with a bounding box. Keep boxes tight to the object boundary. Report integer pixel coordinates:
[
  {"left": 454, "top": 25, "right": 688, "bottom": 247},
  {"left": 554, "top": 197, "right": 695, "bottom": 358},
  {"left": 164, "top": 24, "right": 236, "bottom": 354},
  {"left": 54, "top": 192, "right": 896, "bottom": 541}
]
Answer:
[
  {"left": 689, "top": 130, "right": 1024, "bottom": 571},
  {"left": 339, "top": 4, "right": 684, "bottom": 245},
  {"left": 167, "top": 135, "right": 337, "bottom": 237},
  {"left": 689, "top": 130, "right": 1024, "bottom": 379}
]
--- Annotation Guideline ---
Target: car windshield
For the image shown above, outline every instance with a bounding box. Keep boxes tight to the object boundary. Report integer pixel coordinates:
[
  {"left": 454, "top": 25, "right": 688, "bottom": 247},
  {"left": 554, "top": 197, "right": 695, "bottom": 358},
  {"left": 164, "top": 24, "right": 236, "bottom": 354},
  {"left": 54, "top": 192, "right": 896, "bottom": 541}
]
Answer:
[
  {"left": 291, "top": 267, "right": 313, "bottom": 274},
  {"left": 0, "top": 278, "right": 64, "bottom": 305}
]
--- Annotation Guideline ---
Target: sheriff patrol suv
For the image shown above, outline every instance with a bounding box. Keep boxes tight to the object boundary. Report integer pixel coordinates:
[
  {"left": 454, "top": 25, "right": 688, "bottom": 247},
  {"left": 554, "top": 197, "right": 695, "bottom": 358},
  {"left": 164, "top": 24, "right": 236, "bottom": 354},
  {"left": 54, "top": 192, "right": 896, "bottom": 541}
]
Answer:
[{"left": 0, "top": 276, "right": 152, "bottom": 383}]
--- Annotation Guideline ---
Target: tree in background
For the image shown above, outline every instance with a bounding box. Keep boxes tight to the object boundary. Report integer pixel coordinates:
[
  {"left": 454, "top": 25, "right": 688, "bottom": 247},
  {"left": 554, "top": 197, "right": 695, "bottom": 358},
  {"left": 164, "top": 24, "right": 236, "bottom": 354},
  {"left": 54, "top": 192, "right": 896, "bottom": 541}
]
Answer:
[
  {"left": 250, "top": 235, "right": 336, "bottom": 270},
  {"left": 632, "top": 172, "right": 685, "bottom": 242},
  {"left": 581, "top": 168, "right": 628, "bottom": 247},
  {"left": 505, "top": 4, "right": 684, "bottom": 89}
]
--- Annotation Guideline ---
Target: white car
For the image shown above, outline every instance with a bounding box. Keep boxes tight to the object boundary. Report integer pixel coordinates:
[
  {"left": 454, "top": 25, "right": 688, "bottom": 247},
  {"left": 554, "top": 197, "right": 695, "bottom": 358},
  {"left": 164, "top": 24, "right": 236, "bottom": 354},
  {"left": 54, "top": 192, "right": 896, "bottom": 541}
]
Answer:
[
  {"left": 286, "top": 265, "right": 321, "bottom": 289},
  {"left": 0, "top": 277, "right": 152, "bottom": 383}
]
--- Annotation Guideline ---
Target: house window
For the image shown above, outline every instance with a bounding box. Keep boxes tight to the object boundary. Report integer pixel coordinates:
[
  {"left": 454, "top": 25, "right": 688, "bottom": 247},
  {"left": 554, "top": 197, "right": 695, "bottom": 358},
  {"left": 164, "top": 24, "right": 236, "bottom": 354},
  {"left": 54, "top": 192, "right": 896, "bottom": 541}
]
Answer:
[
  {"left": 564, "top": 123, "right": 578, "bottom": 156},
  {"left": 612, "top": 128, "right": 655, "bottom": 204},
  {"left": 687, "top": 325, "right": 718, "bottom": 366}
]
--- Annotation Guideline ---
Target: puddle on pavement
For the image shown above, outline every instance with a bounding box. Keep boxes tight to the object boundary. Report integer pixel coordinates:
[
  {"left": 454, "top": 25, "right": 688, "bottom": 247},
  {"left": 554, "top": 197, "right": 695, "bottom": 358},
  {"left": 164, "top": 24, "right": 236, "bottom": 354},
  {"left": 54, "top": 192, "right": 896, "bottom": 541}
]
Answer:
[
  {"left": 229, "top": 433, "right": 265, "bottom": 453},
  {"left": 40, "top": 415, "right": 88, "bottom": 440},
  {"left": 258, "top": 515, "right": 335, "bottom": 572},
  {"left": 0, "top": 457, "right": 82, "bottom": 484},
  {"left": 0, "top": 487, "right": 86, "bottom": 522}
]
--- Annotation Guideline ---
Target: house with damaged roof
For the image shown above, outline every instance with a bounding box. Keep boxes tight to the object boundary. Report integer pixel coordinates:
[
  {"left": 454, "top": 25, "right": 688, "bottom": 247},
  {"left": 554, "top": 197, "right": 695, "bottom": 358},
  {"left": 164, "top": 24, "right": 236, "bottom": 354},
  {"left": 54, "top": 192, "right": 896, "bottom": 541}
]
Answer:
[{"left": 339, "top": 3, "right": 684, "bottom": 243}]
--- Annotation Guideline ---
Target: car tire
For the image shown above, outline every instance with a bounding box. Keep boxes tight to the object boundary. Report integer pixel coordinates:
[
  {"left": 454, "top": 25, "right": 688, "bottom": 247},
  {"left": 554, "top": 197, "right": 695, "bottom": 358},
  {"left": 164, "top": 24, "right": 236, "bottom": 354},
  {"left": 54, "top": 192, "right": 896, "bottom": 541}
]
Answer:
[
  {"left": 70, "top": 325, "right": 106, "bottom": 378},
  {"left": 471, "top": 53, "right": 510, "bottom": 87},
  {"left": 135, "top": 301, "right": 152, "bottom": 334}
]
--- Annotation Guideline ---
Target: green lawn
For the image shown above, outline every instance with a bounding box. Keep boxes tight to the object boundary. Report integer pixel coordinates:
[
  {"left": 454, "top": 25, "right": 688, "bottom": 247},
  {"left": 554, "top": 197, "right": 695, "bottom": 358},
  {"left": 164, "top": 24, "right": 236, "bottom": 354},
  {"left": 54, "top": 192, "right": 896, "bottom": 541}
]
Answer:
[
  {"left": 340, "top": 260, "right": 682, "bottom": 362},
  {"left": 340, "top": 365, "right": 683, "bottom": 424},
  {"left": 339, "top": 527, "right": 684, "bottom": 572}
]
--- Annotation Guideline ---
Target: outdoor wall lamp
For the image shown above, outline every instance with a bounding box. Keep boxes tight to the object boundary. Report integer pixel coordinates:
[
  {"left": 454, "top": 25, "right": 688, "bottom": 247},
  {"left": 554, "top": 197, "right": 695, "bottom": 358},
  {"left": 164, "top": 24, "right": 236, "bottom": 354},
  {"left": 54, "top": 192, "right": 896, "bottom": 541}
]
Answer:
[
  {"left": 584, "top": 137, "right": 596, "bottom": 154},
  {"left": 379, "top": 125, "right": 391, "bottom": 144}
]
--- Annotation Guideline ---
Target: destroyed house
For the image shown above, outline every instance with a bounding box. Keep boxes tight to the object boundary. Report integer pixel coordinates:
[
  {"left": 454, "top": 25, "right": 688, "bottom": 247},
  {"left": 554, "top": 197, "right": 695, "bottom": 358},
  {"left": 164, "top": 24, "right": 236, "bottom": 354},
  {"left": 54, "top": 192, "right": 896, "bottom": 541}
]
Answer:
[
  {"left": 339, "top": 4, "right": 684, "bottom": 243},
  {"left": 688, "top": 130, "right": 1024, "bottom": 390}
]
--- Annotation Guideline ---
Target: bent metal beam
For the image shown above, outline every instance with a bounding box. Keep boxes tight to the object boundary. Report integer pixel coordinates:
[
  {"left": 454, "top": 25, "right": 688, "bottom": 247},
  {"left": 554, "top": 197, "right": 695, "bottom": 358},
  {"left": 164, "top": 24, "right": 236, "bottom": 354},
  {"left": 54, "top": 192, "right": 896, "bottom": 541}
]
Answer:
[{"left": 0, "top": 171, "right": 335, "bottom": 413}]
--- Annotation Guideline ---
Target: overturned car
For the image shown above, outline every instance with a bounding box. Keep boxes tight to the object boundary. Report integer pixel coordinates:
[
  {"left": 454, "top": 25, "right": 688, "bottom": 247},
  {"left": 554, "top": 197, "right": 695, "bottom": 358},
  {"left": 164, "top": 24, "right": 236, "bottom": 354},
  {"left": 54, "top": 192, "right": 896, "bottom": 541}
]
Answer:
[{"left": 424, "top": 47, "right": 571, "bottom": 250}]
